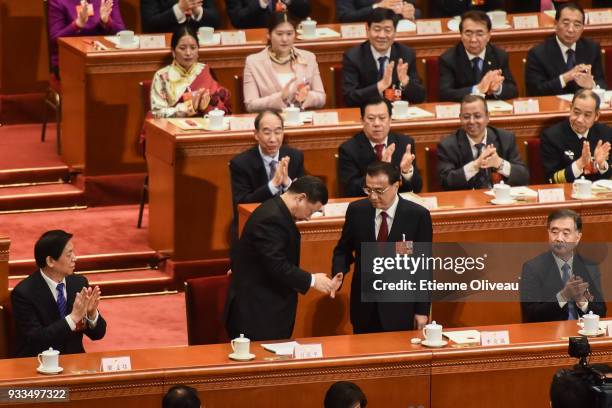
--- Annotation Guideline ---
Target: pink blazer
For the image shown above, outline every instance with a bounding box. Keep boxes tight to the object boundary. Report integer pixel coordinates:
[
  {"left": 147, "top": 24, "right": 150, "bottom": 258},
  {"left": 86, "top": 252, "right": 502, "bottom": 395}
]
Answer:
[{"left": 243, "top": 48, "right": 326, "bottom": 112}]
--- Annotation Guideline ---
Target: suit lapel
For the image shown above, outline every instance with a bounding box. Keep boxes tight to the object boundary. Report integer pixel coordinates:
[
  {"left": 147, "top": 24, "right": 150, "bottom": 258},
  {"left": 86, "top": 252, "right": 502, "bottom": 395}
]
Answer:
[
  {"left": 249, "top": 146, "right": 269, "bottom": 186},
  {"left": 357, "top": 132, "right": 376, "bottom": 163},
  {"left": 387, "top": 197, "right": 404, "bottom": 241},
  {"left": 363, "top": 42, "right": 381, "bottom": 82},
  {"left": 545, "top": 252, "right": 565, "bottom": 294},
  {"left": 457, "top": 130, "right": 474, "bottom": 165},
  {"left": 262, "top": 52, "right": 282, "bottom": 93},
  {"left": 483, "top": 44, "right": 496, "bottom": 75},
  {"left": 456, "top": 44, "right": 475, "bottom": 84},
  {"left": 65, "top": 274, "right": 80, "bottom": 312},
  {"left": 367, "top": 204, "right": 377, "bottom": 241},
  {"left": 33, "top": 271, "right": 62, "bottom": 321},
  {"left": 547, "top": 37, "right": 567, "bottom": 78}
]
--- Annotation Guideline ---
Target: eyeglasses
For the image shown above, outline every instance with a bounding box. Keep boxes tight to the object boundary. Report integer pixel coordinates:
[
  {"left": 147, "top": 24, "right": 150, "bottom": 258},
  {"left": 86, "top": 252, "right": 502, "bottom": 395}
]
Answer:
[{"left": 363, "top": 185, "right": 393, "bottom": 196}]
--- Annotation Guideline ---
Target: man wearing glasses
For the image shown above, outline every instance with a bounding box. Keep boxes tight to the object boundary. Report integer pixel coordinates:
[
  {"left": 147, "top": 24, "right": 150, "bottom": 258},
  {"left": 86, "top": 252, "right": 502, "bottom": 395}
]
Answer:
[
  {"left": 332, "top": 161, "right": 433, "bottom": 334},
  {"left": 437, "top": 94, "right": 528, "bottom": 190},
  {"left": 525, "top": 3, "right": 607, "bottom": 96},
  {"left": 439, "top": 10, "right": 517, "bottom": 102},
  {"left": 337, "top": 99, "right": 422, "bottom": 197}
]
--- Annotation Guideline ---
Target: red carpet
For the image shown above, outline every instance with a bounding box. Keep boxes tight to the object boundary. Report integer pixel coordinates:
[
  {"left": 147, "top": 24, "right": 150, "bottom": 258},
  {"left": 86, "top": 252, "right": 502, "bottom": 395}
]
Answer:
[
  {"left": 83, "top": 293, "right": 188, "bottom": 352},
  {"left": 0, "top": 124, "right": 63, "bottom": 170}
]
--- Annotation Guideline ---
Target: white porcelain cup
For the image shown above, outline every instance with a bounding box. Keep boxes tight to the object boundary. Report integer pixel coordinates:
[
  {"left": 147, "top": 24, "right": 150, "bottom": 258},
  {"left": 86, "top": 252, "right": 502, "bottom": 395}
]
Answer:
[
  {"left": 37, "top": 347, "right": 60, "bottom": 371},
  {"left": 392, "top": 100, "right": 409, "bottom": 117},
  {"left": 117, "top": 30, "right": 135, "bottom": 46},
  {"left": 579, "top": 311, "right": 600, "bottom": 334},
  {"left": 487, "top": 11, "right": 507, "bottom": 27},
  {"left": 198, "top": 26, "right": 214, "bottom": 43},
  {"left": 573, "top": 177, "right": 593, "bottom": 198},
  {"left": 283, "top": 105, "right": 301, "bottom": 125},
  {"left": 298, "top": 18, "right": 317, "bottom": 38},
  {"left": 205, "top": 108, "right": 225, "bottom": 130},
  {"left": 422, "top": 321, "right": 443, "bottom": 343},
  {"left": 231, "top": 334, "right": 250, "bottom": 357},
  {"left": 493, "top": 182, "right": 511, "bottom": 202}
]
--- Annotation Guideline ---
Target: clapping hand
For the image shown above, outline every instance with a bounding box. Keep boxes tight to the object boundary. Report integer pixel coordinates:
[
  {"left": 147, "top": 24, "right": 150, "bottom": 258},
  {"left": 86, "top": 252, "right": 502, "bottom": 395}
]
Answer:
[
  {"left": 399, "top": 144, "right": 415, "bottom": 174},
  {"left": 480, "top": 145, "right": 502, "bottom": 169},
  {"left": 99, "top": 0, "right": 113, "bottom": 24},
  {"left": 198, "top": 89, "right": 211, "bottom": 112},
  {"left": 576, "top": 141, "right": 592, "bottom": 172},
  {"left": 86, "top": 286, "right": 101, "bottom": 320},
  {"left": 381, "top": 143, "right": 395, "bottom": 163},
  {"left": 76, "top": 0, "right": 90, "bottom": 28},
  {"left": 401, "top": 2, "right": 416, "bottom": 20},
  {"left": 281, "top": 77, "right": 297, "bottom": 103},
  {"left": 594, "top": 140, "right": 611, "bottom": 168},
  {"left": 187, "top": 0, "right": 203, "bottom": 14},
  {"left": 377, "top": 61, "right": 395, "bottom": 94},
  {"left": 69, "top": 287, "right": 88, "bottom": 324},
  {"left": 396, "top": 58, "right": 409, "bottom": 87},
  {"left": 295, "top": 84, "right": 310, "bottom": 104}
]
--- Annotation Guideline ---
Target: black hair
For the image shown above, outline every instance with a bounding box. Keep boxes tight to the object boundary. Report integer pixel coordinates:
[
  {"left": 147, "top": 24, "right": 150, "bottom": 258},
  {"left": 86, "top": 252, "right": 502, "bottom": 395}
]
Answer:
[
  {"left": 461, "top": 94, "right": 489, "bottom": 115},
  {"left": 171, "top": 24, "right": 199, "bottom": 50},
  {"left": 254, "top": 110, "right": 284, "bottom": 130},
  {"left": 324, "top": 381, "right": 367, "bottom": 408},
  {"left": 555, "top": 2, "right": 585, "bottom": 23},
  {"left": 547, "top": 209, "right": 582, "bottom": 232},
  {"left": 367, "top": 8, "right": 399, "bottom": 28},
  {"left": 572, "top": 88, "right": 601, "bottom": 113},
  {"left": 34, "top": 230, "right": 73, "bottom": 269},
  {"left": 287, "top": 176, "right": 328, "bottom": 205},
  {"left": 459, "top": 10, "right": 492, "bottom": 32},
  {"left": 360, "top": 98, "right": 392, "bottom": 118},
  {"left": 162, "top": 385, "right": 201, "bottom": 408},
  {"left": 366, "top": 161, "right": 401, "bottom": 185},
  {"left": 267, "top": 11, "right": 297, "bottom": 33}
]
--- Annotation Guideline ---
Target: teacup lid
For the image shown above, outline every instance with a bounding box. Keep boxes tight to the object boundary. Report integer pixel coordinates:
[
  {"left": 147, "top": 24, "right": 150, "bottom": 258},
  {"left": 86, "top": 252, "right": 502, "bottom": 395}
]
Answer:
[
  {"left": 585, "top": 311, "right": 599, "bottom": 318},
  {"left": 234, "top": 333, "right": 249, "bottom": 341},
  {"left": 43, "top": 347, "right": 59, "bottom": 355},
  {"left": 426, "top": 320, "right": 442, "bottom": 328},
  {"left": 494, "top": 180, "right": 509, "bottom": 188}
]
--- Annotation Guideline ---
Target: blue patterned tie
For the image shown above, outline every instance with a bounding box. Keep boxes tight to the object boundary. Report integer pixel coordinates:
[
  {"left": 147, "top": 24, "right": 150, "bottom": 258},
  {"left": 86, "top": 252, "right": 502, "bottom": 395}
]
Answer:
[
  {"left": 56, "top": 282, "right": 67, "bottom": 317},
  {"left": 566, "top": 49, "right": 575, "bottom": 70},
  {"left": 561, "top": 263, "right": 577, "bottom": 320},
  {"left": 472, "top": 57, "right": 483, "bottom": 82}
]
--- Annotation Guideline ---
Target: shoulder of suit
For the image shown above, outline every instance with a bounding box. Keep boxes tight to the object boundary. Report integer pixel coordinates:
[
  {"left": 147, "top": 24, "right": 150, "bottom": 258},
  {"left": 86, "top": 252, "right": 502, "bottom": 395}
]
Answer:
[
  {"left": 246, "top": 48, "right": 268, "bottom": 63},
  {"left": 389, "top": 131, "right": 413, "bottom": 144},
  {"left": 394, "top": 42, "right": 414, "bottom": 55},
  {"left": 489, "top": 126, "right": 513, "bottom": 140},
  {"left": 347, "top": 198, "right": 371, "bottom": 212},
  {"left": 11, "top": 271, "right": 40, "bottom": 293},
  {"left": 231, "top": 145, "right": 259, "bottom": 166},
  {"left": 397, "top": 196, "right": 430, "bottom": 215},
  {"left": 294, "top": 47, "right": 316, "bottom": 60},
  {"left": 593, "top": 122, "right": 612, "bottom": 136}
]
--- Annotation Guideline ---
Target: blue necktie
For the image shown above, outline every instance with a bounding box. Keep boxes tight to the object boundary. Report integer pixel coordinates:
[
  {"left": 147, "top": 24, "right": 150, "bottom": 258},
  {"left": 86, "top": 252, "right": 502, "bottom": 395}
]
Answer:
[
  {"left": 378, "top": 56, "right": 387, "bottom": 80},
  {"left": 56, "top": 282, "right": 67, "bottom": 317},
  {"left": 566, "top": 49, "right": 576, "bottom": 70},
  {"left": 269, "top": 160, "right": 277, "bottom": 181},
  {"left": 472, "top": 57, "right": 483, "bottom": 82},
  {"left": 561, "top": 263, "right": 577, "bottom": 320}
]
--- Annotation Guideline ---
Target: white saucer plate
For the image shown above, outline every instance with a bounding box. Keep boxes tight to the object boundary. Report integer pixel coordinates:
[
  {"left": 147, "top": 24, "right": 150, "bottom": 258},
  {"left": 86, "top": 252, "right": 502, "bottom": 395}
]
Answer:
[
  {"left": 421, "top": 339, "right": 448, "bottom": 348},
  {"left": 284, "top": 120, "right": 304, "bottom": 127},
  {"left": 115, "top": 38, "right": 140, "bottom": 49},
  {"left": 203, "top": 118, "right": 230, "bottom": 131},
  {"left": 578, "top": 328, "right": 606, "bottom": 337},
  {"left": 492, "top": 23, "right": 512, "bottom": 30},
  {"left": 229, "top": 352, "right": 256, "bottom": 361},
  {"left": 391, "top": 114, "right": 412, "bottom": 121},
  {"left": 491, "top": 198, "right": 517, "bottom": 205},
  {"left": 571, "top": 194, "right": 596, "bottom": 200},
  {"left": 37, "top": 365, "right": 64, "bottom": 375}
]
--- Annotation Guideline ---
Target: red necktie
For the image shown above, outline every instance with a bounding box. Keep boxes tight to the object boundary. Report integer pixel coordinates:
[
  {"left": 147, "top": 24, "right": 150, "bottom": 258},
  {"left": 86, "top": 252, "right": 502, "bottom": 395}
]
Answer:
[
  {"left": 377, "top": 211, "right": 388, "bottom": 242},
  {"left": 374, "top": 144, "right": 385, "bottom": 161}
]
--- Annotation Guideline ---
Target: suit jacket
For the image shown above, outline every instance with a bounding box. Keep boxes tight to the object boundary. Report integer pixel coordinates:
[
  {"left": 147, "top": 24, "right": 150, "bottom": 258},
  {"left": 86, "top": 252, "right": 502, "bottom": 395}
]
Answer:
[
  {"left": 11, "top": 271, "right": 107, "bottom": 357},
  {"left": 541, "top": 120, "right": 612, "bottom": 184},
  {"left": 225, "top": 0, "right": 310, "bottom": 28},
  {"left": 525, "top": 36, "right": 607, "bottom": 96},
  {"left": 335, "top": 0, "right": 418, "bottom": 23},
  {"left": 332, "top": 197, "right": 433, "bottom": 332},
  {"left": 520, "top": 252, "right": 606, "bottom": 323},
  {"left": 342, "top": 41, "right": 426, "bottom": 107},
  {"left": 140, "top": 0, "right": 220, "bottom": 33},
  {"left": 430, "top": 0, "right": 504, "bottom": 17},
  {"left": 439, "top": 43, "right": 518, "bottom": 102},
  {"left": 225, "top": 196, "right": 312, "bottom": 341},
  {"left": 338, "top": 131, "right": 423, "bottom": 197},
  {"left": 243, "top": 48, "right": 326, "bottom": 112},
  {"left": 437, "top": 126, "right": 529, "bottom": 190}
]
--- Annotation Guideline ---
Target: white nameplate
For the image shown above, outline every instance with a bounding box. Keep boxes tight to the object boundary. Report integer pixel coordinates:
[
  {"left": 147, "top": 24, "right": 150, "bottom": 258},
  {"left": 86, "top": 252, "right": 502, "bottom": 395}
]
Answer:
[
  {"left": 513, "top": 99, "right": 540, "bottom": 114},
  {"left": 340, "top": 24, "right": 366, "bottom": 39},
  {"left": 512, "top": 15, "right": 539, "bottom": 29},
  {"left": 139, "top": 35, "right": 166, "bottom": 49},
  {"left": 435, "top": 104, "right": 461, "bottom": 119},
  {"left": 323, "top": 202, "right": 349, "bottom": 217},
  {"left": 221, "top": 31, "right": 246, "bottom": 45},
  {"left": 608, "top": 323, "right": 612, "bottom": 337},
  {"left": 229, "top": 116, "right": 255, "bottom": 131},
  {"left": 294, "top": 343, "right": 323, "bottom": 359},
  {"left": 480, "top": 331, "right": 510, "bottom": 346},
  {"left": 416, "top": 20, "right": 442, "bottom": 35},
  {"left": 587, "top": 10, "right": 612, "bottom": 25},
  {"left": 312, "top": 112, "right": 339, "bottom": 126},
  {"left": 101, "top": 356, "right": 132, "bottom": 372},
  {"left": 538, "top": 188, "right": 565, "bottom": 203},
  {"left": 420, "top": 196, "right": 439, "bottom": 210}
]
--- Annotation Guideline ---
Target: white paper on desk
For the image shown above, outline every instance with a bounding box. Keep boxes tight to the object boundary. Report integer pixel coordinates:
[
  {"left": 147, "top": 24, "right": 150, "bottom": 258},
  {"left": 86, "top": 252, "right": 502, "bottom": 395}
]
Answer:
[
  {"left": 341, "top": 24, "right": 367, "bottom": 38},
  {"left": 556, "top": 93, "right": 575, "bottom": 103},
  {"left": 323, "top": 202, "right": 349, "bottom": 217},
  {"left": 396, "top": 19, "right": 417, "bottom": 32},
  {"left": 229, "top": 116, "right": 255, "bottom": 131},
  {"left": 401, "top": 106, "right": 435, "bottom": 119},
  {"left": 480, "top": 330, "right": 510, "bottom": 346},
  {"left": 313, "top": 111, "right": 339, "bottom": 126},
  {"left": 587, "top": 10, "right": 612, "bottom": 25},
  {"left": 593, "top": 179, "right": 612, "bottom": 191},
  {"left": 443, "top": 330, "right": 481, "bottom": 345},
  {"left": 513, "top": 99, "right": 540, "bottom": 114},
  {"left": 538, "top": 188, "right": 565, "bottom": 203},
  {"left": 262, "top": 341, "right": 299, "bottom": 355},
  {"left": 416, "top": 20, "right": 442, "bottom": 35},
  {"left": 512, "top": 15, "right": 539, "bottom": 29},
  {"left": 484, "top": 186, "right": 538, "bottom": 198},
  {"left": 139, "top": 35, "right": 166, "bottom": 49},
  {"left": 167, "top": 118, "right": 206, "bottom": 130},
  {"left": 400, "top": 192, "right": 438, "bottom": 210},
  {"left": 221, "top": 31, "right": 246, "bottom": 45},
  {"left": 435, "top": 104, "right": 461, "bottom": 119},
  {"left": 300, "top": 111, "right": 314, "bottom": 123},
  {"left": 486, "top": 100, "right": 513, "bottom": 112},
  {"left": 294, "top": 343, "right": 323, "bottom": 359}
]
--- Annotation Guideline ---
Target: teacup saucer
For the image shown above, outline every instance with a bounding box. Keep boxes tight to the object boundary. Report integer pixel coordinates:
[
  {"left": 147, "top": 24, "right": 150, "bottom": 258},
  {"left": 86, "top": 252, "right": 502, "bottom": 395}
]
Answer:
[
  {"left": 284, "top": 120, "right": 304, "bottom": 127},
  {"left": 492, "top": 23, "right": 511, "bottom": 30},
  {"left": 37, "top": 365, "right": 63, "bottom": 375},
  {"left": 578, "top": 328, "right": 606, "bottom": 337},
  {"left": 203, "top": 117, "right": 230, "bottom": 131},
  {"left": 229, "top": 352, "right": 256, "bottom": 361},
  {"left": 491, "top": 198, "right": 516, "bottom": 205},
  {"left": 391, "top": 114, "right": 412, "bottom": 121},
  {"left": 571, "top": 194, "right": 596, "bottom": 200},
  {"left": 421, "top": 339, "right": 448, "bottom": 348}
]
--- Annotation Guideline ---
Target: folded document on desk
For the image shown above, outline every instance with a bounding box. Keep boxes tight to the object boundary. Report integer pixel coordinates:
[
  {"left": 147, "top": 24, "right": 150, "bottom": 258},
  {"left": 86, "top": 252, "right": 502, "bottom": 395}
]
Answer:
[
  {"left": 261, "top": 341, "right": 299, "bottom": 355},
  {"left": 484, "top": 186, "right": 538, "bottom": 198},
  {"left": 443, "top": 330, "right": 481, "bottom": 344}
]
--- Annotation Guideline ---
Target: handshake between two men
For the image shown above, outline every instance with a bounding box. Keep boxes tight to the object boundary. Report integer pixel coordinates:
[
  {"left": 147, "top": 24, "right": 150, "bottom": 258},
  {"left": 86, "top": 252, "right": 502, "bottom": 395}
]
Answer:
[{"left": 312, "top": 273, "right": 344, "bottom": 299}]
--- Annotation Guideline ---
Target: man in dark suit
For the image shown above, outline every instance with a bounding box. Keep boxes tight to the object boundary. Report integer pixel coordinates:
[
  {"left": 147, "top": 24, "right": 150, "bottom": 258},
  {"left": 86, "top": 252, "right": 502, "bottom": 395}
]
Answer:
[
  {"left": 338, "top": 99, "right": 422, "bottom": 197},
  {"left": 225, "top": 176, "right": 342, "bottom": 341},
  {"left": 342, "top": 8, "right": 425, "bottom": 107},
  {"left": 439, "top": 11, "right": 518, "bottom": 102},
  {"left": 430, "top": 0, "right": 504, "bottom": 17},
  {"left": 541, "top": 89, "right": 612, "bottom": 184},
  {"left": 525, "top": 3, "right": 607, "bottom": 96},
  {"left": 332, "top": 161, "right": 432, "bottom": 334},
  {"left": 520, "top": 209, "right": 606, "bottom": 323},
  {"left": 230, "top": 110, "right": 305, "bottom": 239},
  {"left": 11, "top": 230, "right": 106, "bottom": 357},
  {"left": 437, "top": 94, "right": 529, "bottom": 190},
  {"left": 141, "top": 0, "right": 221, "bottom": 33},
  {"left": 225, "top": 0, "right": 309, "bottom": 29},
  {"left": 336, "top": 0, "right": 419, "bottom": 23}
]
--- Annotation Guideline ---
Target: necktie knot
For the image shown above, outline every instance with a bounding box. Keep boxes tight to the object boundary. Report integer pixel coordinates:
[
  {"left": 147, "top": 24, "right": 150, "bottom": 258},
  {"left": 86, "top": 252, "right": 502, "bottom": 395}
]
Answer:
[{"left": 374, "top": 144, "right": 385, "bottom": 161}]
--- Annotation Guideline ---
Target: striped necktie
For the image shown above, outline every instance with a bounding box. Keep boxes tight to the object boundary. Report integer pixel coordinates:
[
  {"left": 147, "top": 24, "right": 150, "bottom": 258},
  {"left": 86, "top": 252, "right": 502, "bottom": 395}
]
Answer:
[
  {"left": 561, "top": 263, "right": 577, "bottom": 320},
  {"left": 56, "top": 282, "right": 67, "bottom": 317}
]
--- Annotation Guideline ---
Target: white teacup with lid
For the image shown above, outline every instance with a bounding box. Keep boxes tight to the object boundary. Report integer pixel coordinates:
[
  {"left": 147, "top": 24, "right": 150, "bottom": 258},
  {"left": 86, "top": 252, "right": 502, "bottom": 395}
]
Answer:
[
  {"left": 205, "top": 108, "right": 225, "bottom": 130},
  {"left": 117, "top": 30, "right": 135, "bottom": 46},
  {"left": 493, "top": 180, "right": 512, "bottom": 203},
  {"left": 231, "top": 333, "right": 251, "bottom": 358},
  {"left": 579, "top": 311, "right": 600, "bottom": 335},
  {"left": 392, "top": 100, "right": 409, "bottom": 118},
  {"left": 573, "top": 176, "right": 593, "bottom": 198},
  {"left": 38, "top": 347, "right": 60, "bottom": 372},
  {"left": 283, "top": 104, "right": 301, "bottom": 125},
  {"left": 423, "top": 321, "right": 443, "bottom": 343},
  {"left": 299, "top": 18, "right": 317, "bottom": 38}
]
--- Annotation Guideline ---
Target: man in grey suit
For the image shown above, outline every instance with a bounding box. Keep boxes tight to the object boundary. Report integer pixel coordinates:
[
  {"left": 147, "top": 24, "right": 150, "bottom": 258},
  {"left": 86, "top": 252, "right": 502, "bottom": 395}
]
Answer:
[
  {"left": 437, "top": 94, "right": 529, "bottom": 190},
  {"left": 520, "top": 209, "right": 606, "bottom": 323}
]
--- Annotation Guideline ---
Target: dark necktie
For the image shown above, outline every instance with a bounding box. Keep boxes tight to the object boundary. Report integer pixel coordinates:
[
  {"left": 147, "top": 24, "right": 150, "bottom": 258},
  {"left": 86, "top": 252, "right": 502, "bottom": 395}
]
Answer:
[
  {"left": 474, "top": 142, "right": 491, "bottom": 189},
  {"left": 377, "top": 211, "right": 388, "bottom": 242},
  {"left": 566, "top": 49, "right": 576, "bottom": 70},
  {"left": 56, "top": 282, "right": 67, "bottom": 317},
  {"left": 472, "top": 57, "right": 483, "bottom": 83},
  {"left": 378, "top": 56, "right": 387, "bottom": 80},
  {"left": 269, "top": 160, "right": 277, "bottom": 181},
  {"left": 561, "top": 263, "right": 577, "bottom": 320},
  {"left": 374, "top": 144, "right": 385, "bottom": 161}
]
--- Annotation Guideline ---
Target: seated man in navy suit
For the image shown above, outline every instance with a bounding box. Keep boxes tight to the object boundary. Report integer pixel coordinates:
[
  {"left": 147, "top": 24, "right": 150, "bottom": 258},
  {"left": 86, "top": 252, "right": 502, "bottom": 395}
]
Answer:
[{"left": 11, "top": 230, "right": 106, "bottom": 357}]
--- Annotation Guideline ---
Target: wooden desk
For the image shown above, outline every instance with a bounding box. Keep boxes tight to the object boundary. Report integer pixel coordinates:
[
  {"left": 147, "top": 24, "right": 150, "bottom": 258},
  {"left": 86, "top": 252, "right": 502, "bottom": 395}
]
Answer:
[
  {"left": 0, "top": 320, "right": 610, "bottom": 407},
  {"left": 58, "top": 12, "right": 612, "bottom": 179},
  {"left": 145, "top": 96, "right": 612, "bottom": 260},
  {"left": 237, "top": 184, "right": 612, "bottom": 336}
]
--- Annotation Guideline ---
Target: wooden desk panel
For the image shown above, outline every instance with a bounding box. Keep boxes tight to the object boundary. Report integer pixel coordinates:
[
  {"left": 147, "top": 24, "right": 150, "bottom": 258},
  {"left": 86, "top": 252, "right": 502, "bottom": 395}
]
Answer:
[{"left": 58, "top": 13, "right": 612, "bottom": 177}]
